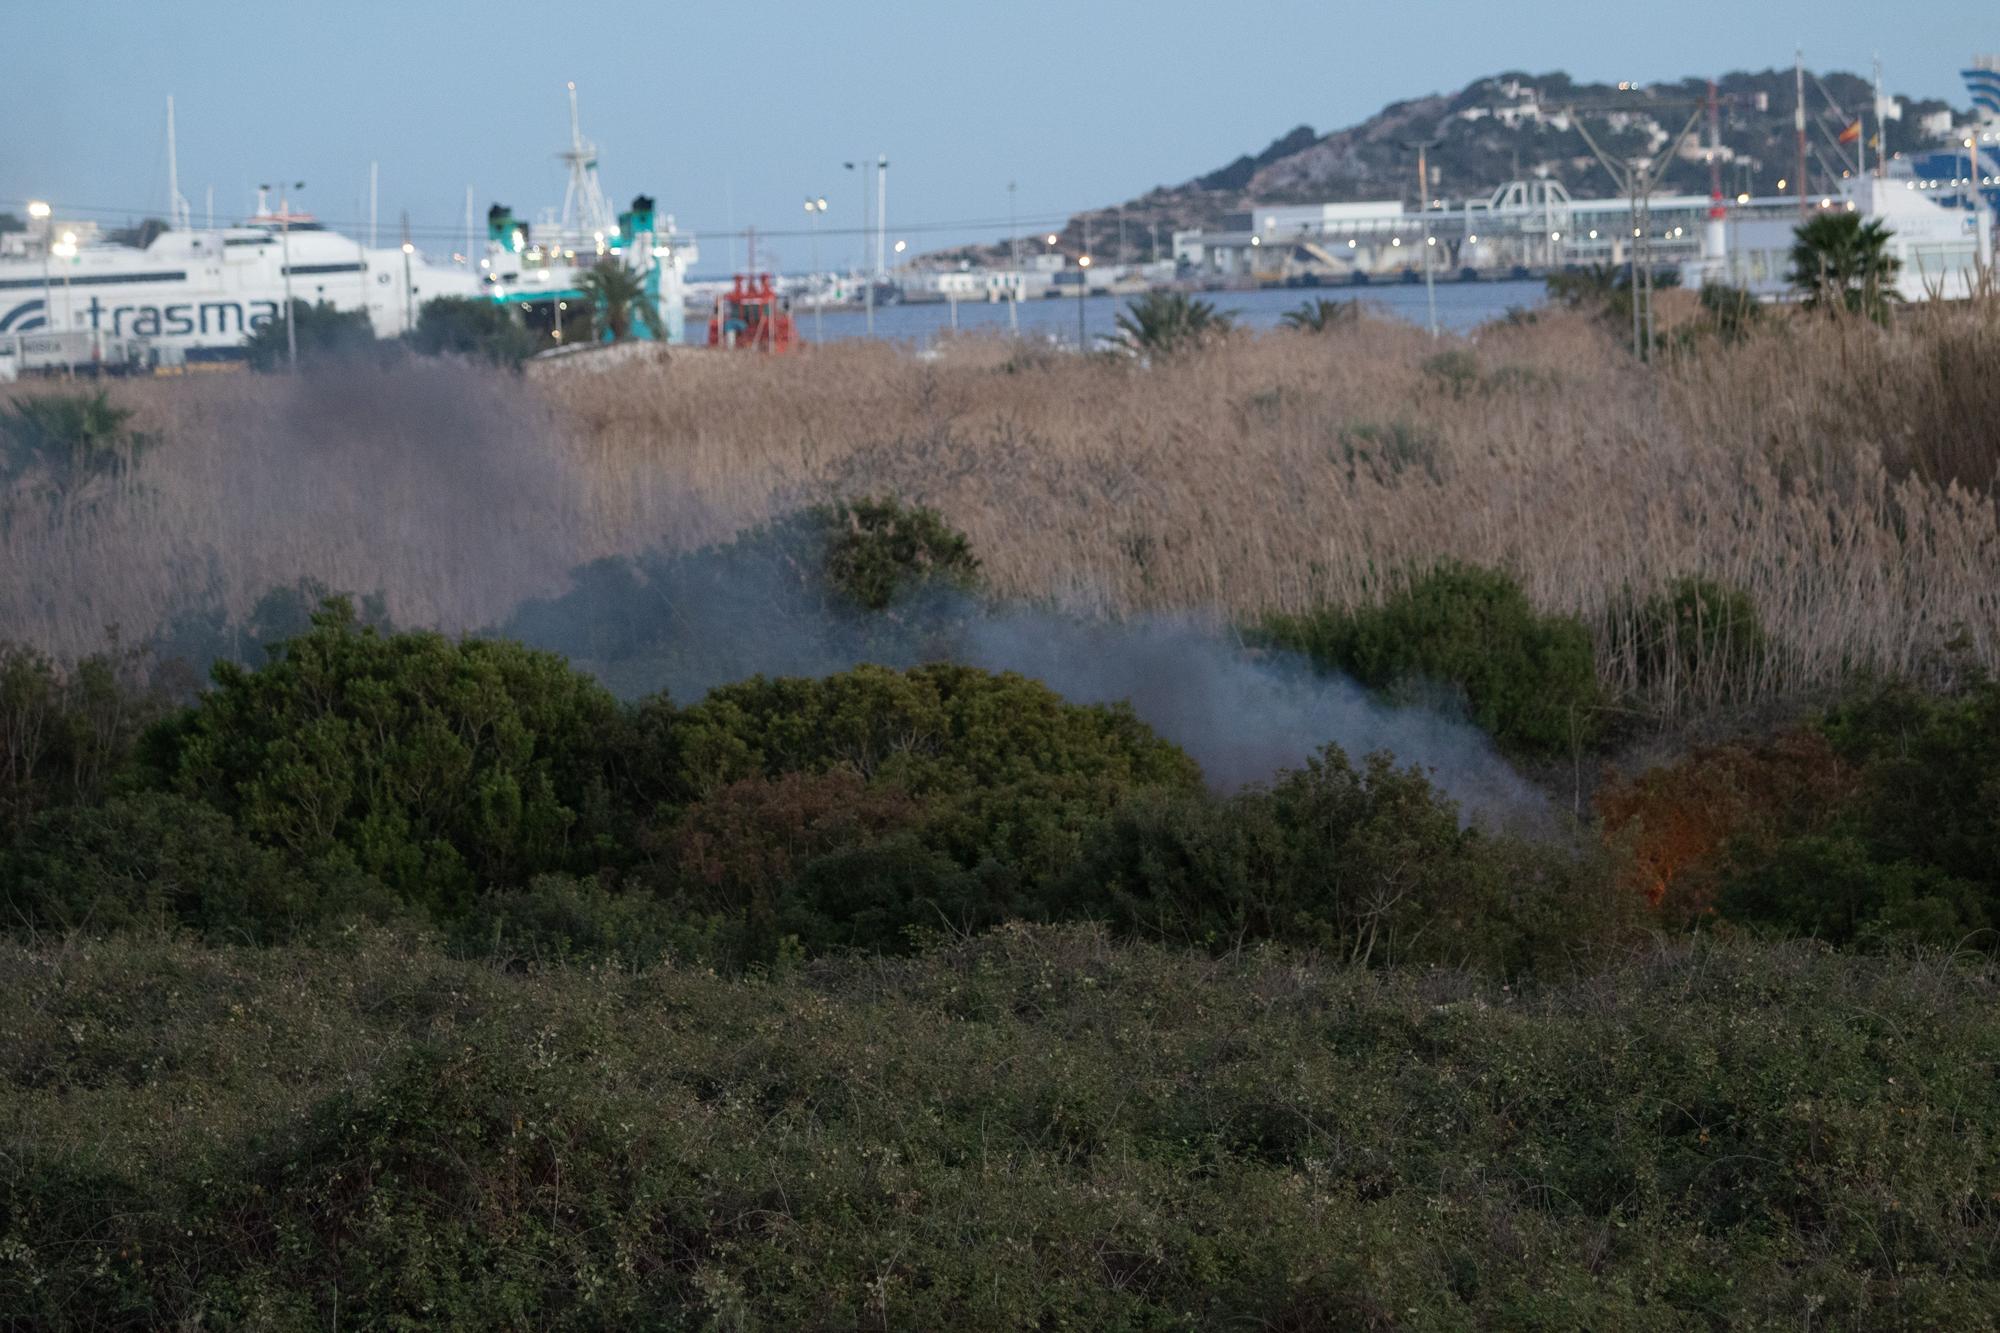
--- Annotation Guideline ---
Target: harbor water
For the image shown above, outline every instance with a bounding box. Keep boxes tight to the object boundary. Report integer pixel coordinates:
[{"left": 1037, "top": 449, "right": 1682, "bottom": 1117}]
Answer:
[{"left": 789, "top": 279, "right": 1548, "bottom": 347}]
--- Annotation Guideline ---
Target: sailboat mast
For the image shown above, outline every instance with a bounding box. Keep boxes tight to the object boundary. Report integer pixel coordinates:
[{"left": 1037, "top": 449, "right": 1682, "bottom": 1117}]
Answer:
[{"left": 1795, "top": 51, "right": 1809, "bottom": 218}]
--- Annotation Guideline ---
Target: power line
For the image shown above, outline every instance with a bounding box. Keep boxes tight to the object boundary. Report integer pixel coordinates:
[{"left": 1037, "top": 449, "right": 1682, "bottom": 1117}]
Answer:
[{"left": 6, "top": 196, "right": 1101, "bottom": 248}]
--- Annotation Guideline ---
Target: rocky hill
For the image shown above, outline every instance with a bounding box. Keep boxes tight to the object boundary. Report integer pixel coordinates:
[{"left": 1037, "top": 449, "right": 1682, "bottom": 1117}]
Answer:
[{"left": 930, "top": 68, "right": 1960, "bottom": 267}]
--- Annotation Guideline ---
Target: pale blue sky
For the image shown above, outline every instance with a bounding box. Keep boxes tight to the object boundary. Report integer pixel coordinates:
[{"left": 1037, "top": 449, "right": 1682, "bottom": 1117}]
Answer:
[{"left": 4, "top": 1, "right": 1987, "bottom": 273}]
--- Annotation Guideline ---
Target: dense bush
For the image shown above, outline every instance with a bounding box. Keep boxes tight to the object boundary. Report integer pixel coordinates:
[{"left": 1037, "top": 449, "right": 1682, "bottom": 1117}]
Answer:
[
  {"left": 3, "top": 792, "right": 398, "bottom": 941},
  {"left": 139, "top": 600, "right": 627, "bottom": 912},
  {"left": 820, "top": 495, "right": 980, "bottom": 610},
  {"left": 1065, "top": 745, "right": 1633, "bottom": 975},
  {"left": 3, "top": 928, "right": 1994, "bottom": 1329},
  {"left": 1260, "top": 563, "right": 1602, "bottom": 754},
  {"left": 408, "top": 295, "right": 540, "bottom": 369},
  {"left": 0, "top": 640, "right": 164, "bottom": 844},
  {"left": 242, "top": 299, "right": 385, "bottom": 371}
]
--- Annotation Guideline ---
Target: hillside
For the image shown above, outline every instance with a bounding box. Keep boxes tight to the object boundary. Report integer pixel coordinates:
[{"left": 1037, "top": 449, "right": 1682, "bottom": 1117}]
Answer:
[{"left": 933, "top": 68, "right": 1960, "bottom": 266}]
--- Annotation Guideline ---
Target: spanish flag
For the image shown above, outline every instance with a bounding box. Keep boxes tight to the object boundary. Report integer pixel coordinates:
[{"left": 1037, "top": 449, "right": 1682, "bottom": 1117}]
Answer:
[{"left": 1838, "top": 119, "right": 1863, "bottom": 144}]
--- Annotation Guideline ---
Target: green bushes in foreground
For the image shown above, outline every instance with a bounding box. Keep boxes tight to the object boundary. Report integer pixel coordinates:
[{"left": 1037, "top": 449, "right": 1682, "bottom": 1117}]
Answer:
[{"left": 2, "top": 927, "right": 1994, "bottom": 1329}]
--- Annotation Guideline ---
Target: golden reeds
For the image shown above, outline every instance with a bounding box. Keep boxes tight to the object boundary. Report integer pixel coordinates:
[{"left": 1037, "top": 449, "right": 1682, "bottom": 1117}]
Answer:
[{"left": 4, "top": 306, "right": 1996, "bottom": 720}]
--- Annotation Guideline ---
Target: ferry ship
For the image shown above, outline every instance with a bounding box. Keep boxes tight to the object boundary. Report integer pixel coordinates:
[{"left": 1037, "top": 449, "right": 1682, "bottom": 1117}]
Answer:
[{"left": 0, "top": 85, "right": 694, "bottom": 369}]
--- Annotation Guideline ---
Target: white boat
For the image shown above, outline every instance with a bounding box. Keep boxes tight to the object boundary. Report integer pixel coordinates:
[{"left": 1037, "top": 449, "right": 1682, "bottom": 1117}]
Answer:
[
  {"left": 0, "top": 84, "right": 696, "bottom": 368},
  {"left": 0, "top": 212, "right": 479, "bottom": 363}
]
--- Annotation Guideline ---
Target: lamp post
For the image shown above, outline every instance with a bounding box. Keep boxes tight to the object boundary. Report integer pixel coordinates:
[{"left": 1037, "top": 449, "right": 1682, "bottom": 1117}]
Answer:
[
  {"left": 51, "top": 227, "right": 78, "bottom": 377},
  {"left": 261, "top": 180, "right": 304, "bottom": 369},
  {"left": 27, "top": 201, "right": 52, "bottom": 356},
  {"left": 1076, "top": 253, "right": 1091, "bottom": 349},
  {"left": 805, "top": 195, "right": 827, "bottom": 341},
  {"left": 401, "top": 242, "right": 415, "bottom": 332},
  {"left": 843, "top": 160, "right": 874, "bottom": 335}
]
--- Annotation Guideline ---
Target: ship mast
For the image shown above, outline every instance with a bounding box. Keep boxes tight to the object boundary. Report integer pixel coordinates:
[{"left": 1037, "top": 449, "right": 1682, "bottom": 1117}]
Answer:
[
  {"left": 166, "top": 95, "right": 193, "bottom": 232},
  {"left": 558, "top": 81, "right": 614, "bottom": 240}
]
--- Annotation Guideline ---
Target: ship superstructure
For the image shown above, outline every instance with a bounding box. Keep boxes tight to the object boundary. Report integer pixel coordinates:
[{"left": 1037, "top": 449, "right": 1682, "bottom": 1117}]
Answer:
[{"left": 478, "top": 83, "right": 697, "bottom": 345}]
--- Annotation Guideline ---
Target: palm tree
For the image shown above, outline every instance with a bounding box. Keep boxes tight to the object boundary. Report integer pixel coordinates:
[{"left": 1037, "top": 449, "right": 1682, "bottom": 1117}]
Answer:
[
  {"left": 1789, "top": 214, "right": 1901, "bottom": 321},
  {"left": 1280, "top": 297, "right": 1360, "bottom": 333},
  {"left": 1111, "top": 291, "right": 1234, "bottom": 357},
  {"left": 576, "top": 260, "right": 663, "bottom": 342}
]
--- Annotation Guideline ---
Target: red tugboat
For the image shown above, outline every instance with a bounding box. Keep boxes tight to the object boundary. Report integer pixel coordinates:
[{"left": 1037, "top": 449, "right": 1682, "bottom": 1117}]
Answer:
[{"left": 706, "top": 273, "right": 797, "bottom": 351}]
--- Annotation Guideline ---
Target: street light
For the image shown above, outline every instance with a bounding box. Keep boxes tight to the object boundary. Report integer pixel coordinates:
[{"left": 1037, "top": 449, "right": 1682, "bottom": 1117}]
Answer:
[
  {"left": 804, "top": 195, "right": 827, "bottom": 341},
  {"left": 260, "top": 180, "right": 304, "bottom": 369},
  {"left": 843, "top": 160, "right": 875, "bottom": 335},
  {"left": 28, "top": 202, "right": 53, "bottom": 364},
  {"left": 401, "top": 241, "right": 415, "bottom": 333},
  {"left": 51, "top": 229, "right": 78, "bottom": 376}
]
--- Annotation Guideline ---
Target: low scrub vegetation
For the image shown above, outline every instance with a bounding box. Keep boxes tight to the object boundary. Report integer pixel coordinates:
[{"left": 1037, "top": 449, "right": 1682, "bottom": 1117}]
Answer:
[{"left": 2, "top": 927, "right": 1993, "bottom": 1328}]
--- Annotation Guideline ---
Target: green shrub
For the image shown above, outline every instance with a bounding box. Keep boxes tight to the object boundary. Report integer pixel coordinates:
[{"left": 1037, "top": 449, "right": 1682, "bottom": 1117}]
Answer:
[
  {"left": 819, "top": 495, "right": 979, "bottom": 611},
  {"left": 667, "top": 663, "right": 1202, "bottom": 925},
  {"left": 1707, "top": 680, "right": 2000, "bottom": 947},
  {"left": 242, "top": 299, "right": 385, "bottom": 371},
  {"left": 1261, "top": 563, "right": 1602, "bottom": 754},
  {"left": 3, "top": 792, "right": 397, "bottom": 941},
  {"left": 139, "top": 600, "right": 627, "bottom": 913},
  {"left": 1718, "top": 834, "right": 1988, "bottom": 948},
  {"left": 408, "top": 295, "right": 539, "bottom": 369},
  {"left": 0, "top": 641, "right": 165, "bottom": 843},
  {"left": 1064, "top": 745, "right": 1632, "bottom": 974}
]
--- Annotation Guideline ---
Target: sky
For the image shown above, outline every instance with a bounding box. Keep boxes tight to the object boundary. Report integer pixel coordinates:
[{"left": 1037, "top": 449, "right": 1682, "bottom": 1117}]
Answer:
[{"left": 3, "top": 0, "right": 1988, "bottom": 275}]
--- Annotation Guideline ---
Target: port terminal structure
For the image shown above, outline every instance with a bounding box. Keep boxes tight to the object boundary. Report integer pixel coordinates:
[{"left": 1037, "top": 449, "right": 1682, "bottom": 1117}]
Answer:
[{"left": 1171, "top": 181, "right": 1761, "bottom": 286}]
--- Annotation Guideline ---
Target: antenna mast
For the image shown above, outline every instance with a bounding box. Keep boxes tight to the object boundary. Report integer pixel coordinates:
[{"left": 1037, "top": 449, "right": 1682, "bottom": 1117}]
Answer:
[
  {"left": 166, "top": 95, "right": 192, "bottom": 231},
  {"left": 559, "top": 81, "right": 614, "bottom": 238}
]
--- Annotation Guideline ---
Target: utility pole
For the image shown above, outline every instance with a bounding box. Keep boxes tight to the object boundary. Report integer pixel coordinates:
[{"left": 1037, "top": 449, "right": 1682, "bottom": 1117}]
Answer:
[
  {"left": 262, "top": 179, "right": 304, "bottom": 370},
  {"left": 369, "top": 162, "right": 378, "bottom": 247},
  {"left": 876, "top": 154, "right": 888, "bottom": 280},
  {"left": 1007, "top": 180, "right": 1020, "bottom": 333},
  {"left": 1404, "top": 137, "right": 1441, "bottom": 338},
  {"left": 400, "top": 211, "right": 415, "bottom": 335},
  {"left": 1573, "top": 106, "right": 1705, "bottom": 360}
]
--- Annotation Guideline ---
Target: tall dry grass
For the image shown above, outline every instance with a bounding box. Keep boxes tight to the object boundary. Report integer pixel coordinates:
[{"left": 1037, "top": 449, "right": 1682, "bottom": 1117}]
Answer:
[{"left": 4, "top": 306, "right": 1996, "bottom": 721}]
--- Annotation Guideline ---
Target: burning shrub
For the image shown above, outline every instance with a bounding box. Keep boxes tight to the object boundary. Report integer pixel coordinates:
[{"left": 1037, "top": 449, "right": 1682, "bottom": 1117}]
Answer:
[
  {"left": 1595, "top": 730, "right": 1856, "bottom": 918},
  {"left": 1259, "top": 563, "right": 1601, "bottom": 755}
]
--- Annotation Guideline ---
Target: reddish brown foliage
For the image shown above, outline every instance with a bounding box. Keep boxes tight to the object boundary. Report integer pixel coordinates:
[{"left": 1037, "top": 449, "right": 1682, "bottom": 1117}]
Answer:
[{"left": 1595, "top": 731, "right": 1858, "bottom": 918}]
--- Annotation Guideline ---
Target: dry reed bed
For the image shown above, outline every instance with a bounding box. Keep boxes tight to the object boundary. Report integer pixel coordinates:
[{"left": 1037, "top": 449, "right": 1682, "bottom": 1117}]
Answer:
[{"left": 5, "top": 309, "right": 1997, "bottom": 717}]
